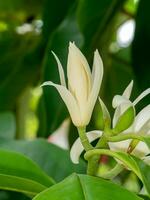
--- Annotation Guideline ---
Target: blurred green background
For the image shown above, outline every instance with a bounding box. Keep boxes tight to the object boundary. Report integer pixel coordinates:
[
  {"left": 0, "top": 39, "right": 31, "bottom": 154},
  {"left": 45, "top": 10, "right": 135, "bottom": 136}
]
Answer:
[{"left": 0, "top": 0, "right": 150, "bottom": 198}]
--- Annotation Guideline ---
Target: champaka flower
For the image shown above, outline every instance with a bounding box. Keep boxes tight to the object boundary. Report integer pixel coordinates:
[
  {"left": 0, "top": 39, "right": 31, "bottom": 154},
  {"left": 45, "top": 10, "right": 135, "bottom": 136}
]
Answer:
[
  {"left": 109, "top": 81, "right": 150, "bottom": 157},
  {"left": 41, "top": 42, "right": 103, "bottom": 127},
  {"left": 70, "top": 81, "right": 150, "bottom": 164}
]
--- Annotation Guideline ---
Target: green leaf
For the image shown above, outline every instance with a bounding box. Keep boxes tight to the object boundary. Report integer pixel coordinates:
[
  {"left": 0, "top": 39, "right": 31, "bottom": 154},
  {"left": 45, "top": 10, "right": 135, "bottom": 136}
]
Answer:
[
  {"left": 42, "top": 0, "right": 74, "bottom": 41},
  {"left": 113, "top": 106, "right": 135, "bottom": 134},
  {"left": 33, "top": 173, "right": 141, "bottom": 200},
  {"left": 132, "top": 0, "right": 150, "bottom": 90},
  {"left": 139, "top": 195, "right": 150, "bottom": 200},
  {"left": 0, "top": 149, "right": 54, "bottom": 196},
  {"left": 77, "top": 0, "right": 125, "bottom": 48},
  {"left": 0, "top": 112, "right": 16, "bottom": 139},
  {"left": 0, "top": 191, "right": 30, "bottom": 200},
  {"left": 0, "top": 33, "right": 43, "bottom": 111},
  {"left": 0, "top": 139, "right": 86, "bottom": 182},
  {"left": 133, "top": 157, "right": 150, "bottom": 196}
]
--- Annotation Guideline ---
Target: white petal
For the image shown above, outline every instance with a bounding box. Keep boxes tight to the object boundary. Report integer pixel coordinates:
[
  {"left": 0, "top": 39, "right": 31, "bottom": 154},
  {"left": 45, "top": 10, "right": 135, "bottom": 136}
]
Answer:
[
  {"left": 133, "top": 88, "right": 150, "bottom": 106},
  {"left": 143, "top": 156, "right": 150, "bottom": 166},
  {"left": 142, "top": 119, "right": 150, "bottom": 134},
  {"left": 87, "top": 50, "right": 103, "bottom": 121},
  {"left": 109, "top": 139, "right": 131, "bottom": 152},
  {"left": 112, "top": 95, "right": 130, "bottom": 109},
  {"left": 132, "top": 141, "right": 150, "bottom": 157},
  {"left": 67, "top": 42, "right": 92, "bottom": 122},
  {"left": 70, "top": 130, "right": 102, "bottom": 164},
  {"left": 113, "top": 106, "right": 121, "bottom": 128},
  {"left": 69, "top": 42, "right": 91, "bottom": 81},
  {"left": 109, "top": 140, "right": 131, "bottom": 165},
  {"left": 52, "top": 51, "right": 66, "bottom": 87},
  {"left": 133, "top": 105, "right": 150, "bottom": 132},
  {"left": 67, "top": 42, "right": 92, "bottom": 95},
  {"left": 109, "top": 140, "right": 150, "bottom": 163},
  {"left": 41, "top": 81, "right": 81, "bottom": 126},
  {"left": 123, "top": 80, "right": 134, "bottom": 99},
  {"left": 112, "top": 82, "right": 134, "bottom": 128}
]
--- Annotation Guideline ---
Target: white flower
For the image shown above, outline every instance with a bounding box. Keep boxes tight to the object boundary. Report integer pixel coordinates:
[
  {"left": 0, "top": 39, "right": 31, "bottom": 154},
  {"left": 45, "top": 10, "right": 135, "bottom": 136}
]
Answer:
[
  {"left": 70, "top": 81, "right": 150, "bottom": 163},
  {"left": 41, "top": 42, "right": 103, "bottom": 127},
  {"left": 109, "top": 81, "right": 150, "bottom": 157}
]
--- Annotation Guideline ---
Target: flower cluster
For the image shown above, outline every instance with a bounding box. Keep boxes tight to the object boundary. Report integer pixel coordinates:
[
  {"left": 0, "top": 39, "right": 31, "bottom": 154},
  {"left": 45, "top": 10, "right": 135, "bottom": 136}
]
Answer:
[
  {"left": 41, "top": 42, "right": 150, "bottom": 168},
  {"left": 71, "top": 81, "right": 150, "bottom": 163}
]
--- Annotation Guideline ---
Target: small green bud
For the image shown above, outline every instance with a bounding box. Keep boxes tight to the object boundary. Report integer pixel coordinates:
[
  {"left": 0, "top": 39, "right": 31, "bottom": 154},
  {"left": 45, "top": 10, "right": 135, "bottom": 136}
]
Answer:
[
  {"left": 98, "top": 98, "right": 111, "bottom": 130},
  {"left": 113, "top": 106, "right": 135, "bottom": 134}
]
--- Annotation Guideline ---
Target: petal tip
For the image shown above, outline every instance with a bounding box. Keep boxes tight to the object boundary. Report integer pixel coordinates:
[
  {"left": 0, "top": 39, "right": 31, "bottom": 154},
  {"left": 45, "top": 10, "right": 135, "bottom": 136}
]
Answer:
[
  {"left": 94, "top": 49, "right": 99, "bottom": 54},
  {"left": 40, "top": 81, "right": 52, "bottom": 87},
  {"left": 69, "top": 41, "right": 75, "bottom": 48},
  {"left": 51, "top": 50, "right": 55, "bottom": 55},
  {"left": 128, "top": 79, "right": 134, "bottom": 89}
]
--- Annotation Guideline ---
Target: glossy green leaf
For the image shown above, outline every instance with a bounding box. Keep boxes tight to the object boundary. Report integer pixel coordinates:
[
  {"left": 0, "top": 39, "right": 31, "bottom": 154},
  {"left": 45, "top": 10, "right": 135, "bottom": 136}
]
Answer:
[
  {"left": 0, "top": 139, "right": 86, "bottom": 182},
  {"left": 0, "top": 149, "right": 54, "bottom": 196},
  {"left": 0, "top": 112, "right": 16, "bottom": 139},
  {"left": 33, "top": 173, "right": 141, "bottom": 200},
  {"left": 113, "top": 106, "right": 135, "bottom": 133}
]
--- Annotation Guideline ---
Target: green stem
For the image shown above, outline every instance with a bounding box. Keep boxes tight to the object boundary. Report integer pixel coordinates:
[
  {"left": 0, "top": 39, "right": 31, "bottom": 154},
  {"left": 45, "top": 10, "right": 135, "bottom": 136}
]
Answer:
[
  {"left": 77, "top": 127, "right": 93, "bottom": 151},
  {"left": 85, "top": 148, "right": 143, "bottom": 181},
  {"left": 85, "top": 149, "right": 120, "bottom": 162},
  {"left": 15, "top": 88, "right": 30, "bottom": 139},
  {"left": 84, "top": 148, "right": 142, "bottom": 179},
  {"left": 87, "top": 155, "right": 100, "bottom": 176},
  {"left": 127, "top": 139, "right": 139, "bottom": 153},
  {"left": 86, "top": 132, "right": 147, "bottom": 177},
  {"left": 107, "top": 133, "right": 145, "bottom": 143},
  {"left": 87, "top": 133, "right": 108, "bottom": 176},
  {"left": 96, "top": 126, "right": 112, "bottom": 148},
  {"left": 101, "top": 164, "right": 124, "bottom": 179},
  {"left": 96, "top": 134, "right": 108, "bottom": 148}
]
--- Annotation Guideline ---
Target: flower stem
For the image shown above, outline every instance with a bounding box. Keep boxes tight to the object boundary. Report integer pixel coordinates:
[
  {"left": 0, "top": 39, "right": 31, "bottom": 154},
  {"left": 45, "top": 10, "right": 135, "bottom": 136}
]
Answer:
[
  {"left": 107, "top": 133, "right": 145, "bottom": 143},
  {"left": 87, "top": 133, "right": 108, "bottom": 176},
  {"left": 101, "top": 164, "right": 124, "bottom": 179},
  {"left": 85, "top": 149, "right": 142, "bottom": 180},
  {"left": 85, "top": 131, "right": 148, "bottom": 177},
  {"left": 96, "top": 134, "right": 108, "bottom": 148},
  {"left": 77, "top": 127, "right": 93, "bottom": 151}
]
